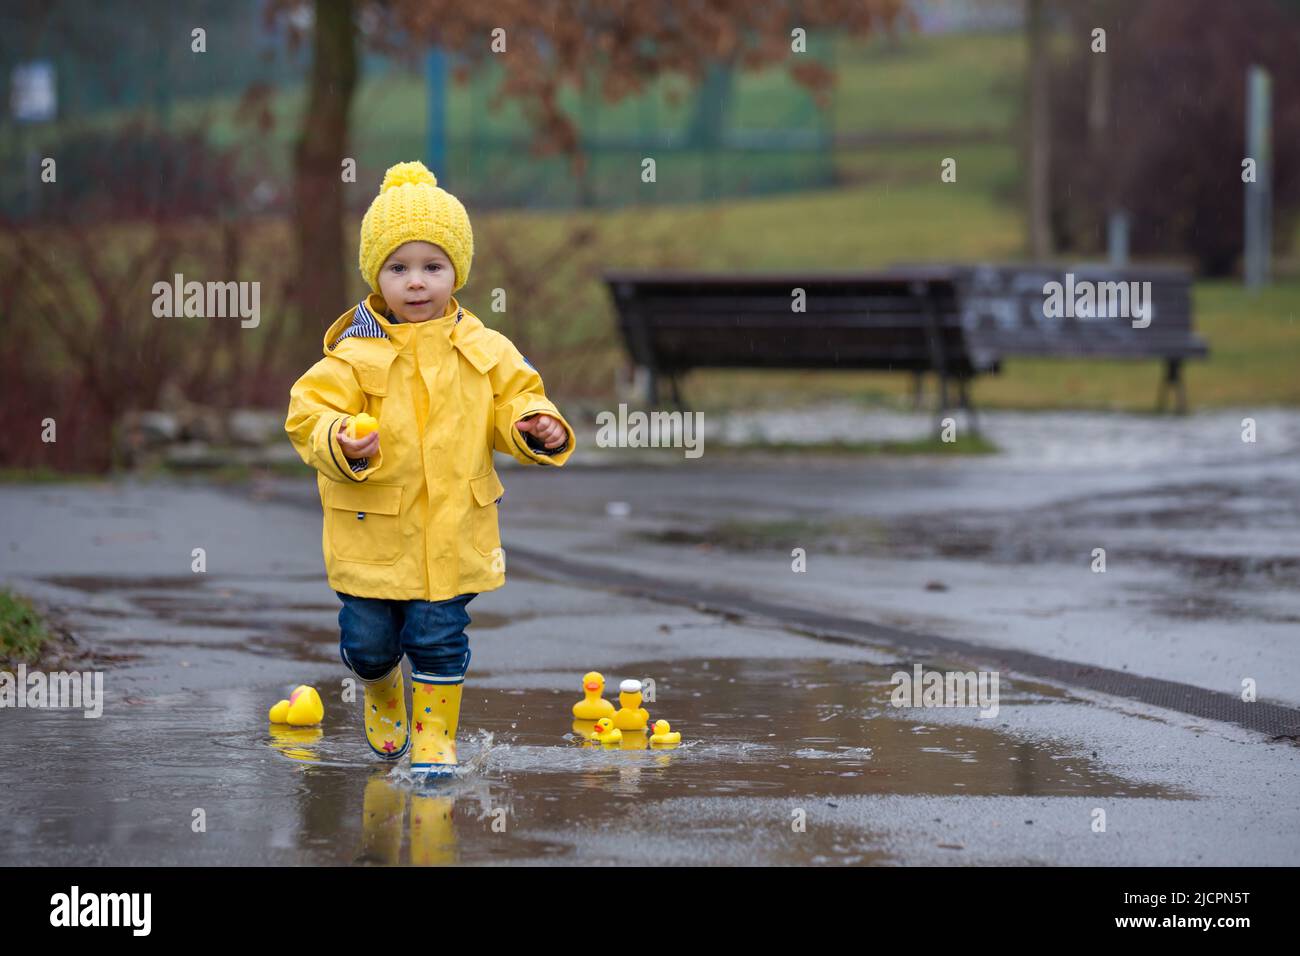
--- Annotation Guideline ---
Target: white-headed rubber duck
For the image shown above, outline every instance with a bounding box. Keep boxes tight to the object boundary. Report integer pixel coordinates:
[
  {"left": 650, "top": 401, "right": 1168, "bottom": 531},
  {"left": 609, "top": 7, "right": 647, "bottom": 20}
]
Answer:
[{"left": 612, "top": 679, "right": 650, "bottom": 731}]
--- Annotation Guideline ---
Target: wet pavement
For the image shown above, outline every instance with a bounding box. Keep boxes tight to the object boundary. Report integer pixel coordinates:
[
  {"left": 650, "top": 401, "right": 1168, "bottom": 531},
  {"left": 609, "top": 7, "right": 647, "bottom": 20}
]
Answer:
[{"left": 2, "top": 407, "right": 1299, "bottom": 865}]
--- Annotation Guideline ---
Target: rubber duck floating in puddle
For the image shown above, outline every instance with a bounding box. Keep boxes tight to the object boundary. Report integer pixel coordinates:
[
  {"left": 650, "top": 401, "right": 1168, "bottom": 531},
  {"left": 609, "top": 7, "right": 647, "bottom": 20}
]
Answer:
[
  {"left": 572, "top": 671, "right": 616, "bottom": 720},
  {"left": 589, "top": 717, "right": 623, "bottom": 746},
  {"left": 612, "top": 679, "right": 650, "bottom": 731},
  {"left": 649, "top": 719, "right": 681, "bottom": 747}
]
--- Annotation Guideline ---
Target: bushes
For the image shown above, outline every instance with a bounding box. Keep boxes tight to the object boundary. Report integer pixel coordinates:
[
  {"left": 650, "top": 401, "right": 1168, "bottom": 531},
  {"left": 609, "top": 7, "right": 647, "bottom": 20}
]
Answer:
[{"left": 2, "top": 120, "right": 249, "bottom": 225}]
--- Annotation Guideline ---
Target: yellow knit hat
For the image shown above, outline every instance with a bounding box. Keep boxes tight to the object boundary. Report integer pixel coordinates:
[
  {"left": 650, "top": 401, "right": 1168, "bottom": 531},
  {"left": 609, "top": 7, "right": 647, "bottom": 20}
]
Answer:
[{"left": 358, "top": 161, "right": 473, "bottom": 294}]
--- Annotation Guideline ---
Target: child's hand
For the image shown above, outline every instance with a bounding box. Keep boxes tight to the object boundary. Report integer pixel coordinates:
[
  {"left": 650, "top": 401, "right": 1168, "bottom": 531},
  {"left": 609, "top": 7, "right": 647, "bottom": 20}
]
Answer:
[
  {"left": 337, "top": 418, "right": 379, "bottom": 460},
  {"left": 515, "top": 414, "right": 566, "bottom": 449}
]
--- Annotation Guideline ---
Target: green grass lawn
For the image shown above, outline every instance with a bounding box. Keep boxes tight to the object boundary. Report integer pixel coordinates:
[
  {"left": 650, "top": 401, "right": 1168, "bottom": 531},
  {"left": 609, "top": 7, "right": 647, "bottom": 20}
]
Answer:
[
  {"left": 831, "top": 31, "right": 1025, "bottom": 134},
  {"left": 468, "top": 148, "right": 1298, "bottom": 412}
]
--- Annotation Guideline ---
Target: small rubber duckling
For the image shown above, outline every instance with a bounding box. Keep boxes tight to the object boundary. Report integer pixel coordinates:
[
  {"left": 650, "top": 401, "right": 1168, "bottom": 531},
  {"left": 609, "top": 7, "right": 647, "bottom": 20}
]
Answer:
[
  {"left": 589, "top": 717, "right": 623, "bottom": 745},
  {"left": 612, "top": 679, "right": 650, "bottom": 731},
  {"left": 268, "top": 684, "right": 324, "bottom": 726},
  {"left": 649, "top": 719, "right": 681, "bottom": 746},
  {"left": 572, "top": 671, "right": 616, "bottom": 720}
]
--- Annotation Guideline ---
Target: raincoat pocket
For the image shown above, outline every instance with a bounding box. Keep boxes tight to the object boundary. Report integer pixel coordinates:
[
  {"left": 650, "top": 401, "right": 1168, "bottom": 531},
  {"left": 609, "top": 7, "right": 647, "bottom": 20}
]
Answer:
[
  {"left": 325, "top": 482, "right": 405, "bottom": 565},
  {"left": 468, "top": 468, "right": 505, "bottom": 556}
]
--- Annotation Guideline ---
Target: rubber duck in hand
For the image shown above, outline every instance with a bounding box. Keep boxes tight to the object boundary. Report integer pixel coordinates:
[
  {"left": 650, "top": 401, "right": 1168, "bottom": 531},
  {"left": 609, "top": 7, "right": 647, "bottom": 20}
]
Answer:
[
  {"left": 572, "top": 671, "right": 616, "bottom": 720},
  {"left": 612, "top": 679, "right": 650, "bottom": 731},
  {"left": 649, "top": 719, "right": 682, "bottom": 747},
  {"left": 346, "top": 412, "right": 378, "bottom": 441},
  {"left": 268, "top": 684, "right": 324, "bottom": 726}
]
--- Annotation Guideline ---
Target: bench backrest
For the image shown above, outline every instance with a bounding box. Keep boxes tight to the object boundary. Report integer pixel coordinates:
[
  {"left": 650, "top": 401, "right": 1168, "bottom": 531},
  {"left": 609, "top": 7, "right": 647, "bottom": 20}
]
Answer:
[
  {"left": 898, "top": 263, "right": 1206, "bottom": 361},
  {"left": 605, "top": 270, "right": 976, "bottom": 374}
]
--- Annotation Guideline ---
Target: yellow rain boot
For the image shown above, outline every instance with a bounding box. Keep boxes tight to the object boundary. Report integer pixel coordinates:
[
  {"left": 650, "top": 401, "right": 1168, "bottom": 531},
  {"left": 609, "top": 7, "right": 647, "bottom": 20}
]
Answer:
[
  {"left": 361, "top": 665, "right": 409, "bottom": 760},
  {"left": 410, "top": 671, "right": 464, "bottom": 775}
]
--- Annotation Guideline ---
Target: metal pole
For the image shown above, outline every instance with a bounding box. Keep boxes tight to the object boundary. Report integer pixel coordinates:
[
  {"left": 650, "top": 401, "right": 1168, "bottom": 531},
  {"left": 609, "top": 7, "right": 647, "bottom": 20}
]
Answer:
[
  {"left": 1107, "top": 210, "right": 1130, "bottom": 267},
  {"left": 1244, "top": 65, "right": 1272, "bottom": 291}
]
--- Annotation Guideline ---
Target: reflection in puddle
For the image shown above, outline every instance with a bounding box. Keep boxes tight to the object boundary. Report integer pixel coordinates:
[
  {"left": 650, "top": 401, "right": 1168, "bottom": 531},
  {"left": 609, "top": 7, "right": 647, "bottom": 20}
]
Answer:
[
  {"left": 246, "top": 657, "right": 1185, "bottom": 864},
  {"left": 1, "top": 645, "right": 1190, "bottom": 865}
]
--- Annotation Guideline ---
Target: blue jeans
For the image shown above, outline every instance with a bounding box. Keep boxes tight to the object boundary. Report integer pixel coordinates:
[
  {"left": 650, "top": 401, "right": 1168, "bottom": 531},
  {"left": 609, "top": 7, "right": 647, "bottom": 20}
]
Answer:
[{"left": 336, "top": 591, "right": 476, "bottom": 681}]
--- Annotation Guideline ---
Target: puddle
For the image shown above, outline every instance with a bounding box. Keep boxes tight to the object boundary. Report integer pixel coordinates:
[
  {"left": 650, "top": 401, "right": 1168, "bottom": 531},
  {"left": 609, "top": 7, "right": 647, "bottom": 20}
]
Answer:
[{"left": 0, "top": 656, "right": 1188, "bottom": 865}]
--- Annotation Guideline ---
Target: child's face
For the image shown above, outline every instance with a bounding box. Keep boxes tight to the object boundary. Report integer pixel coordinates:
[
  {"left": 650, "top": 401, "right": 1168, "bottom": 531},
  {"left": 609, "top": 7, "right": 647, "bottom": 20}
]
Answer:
[{"left": 377, "top": 241, "right": 455, "bottom": 323}]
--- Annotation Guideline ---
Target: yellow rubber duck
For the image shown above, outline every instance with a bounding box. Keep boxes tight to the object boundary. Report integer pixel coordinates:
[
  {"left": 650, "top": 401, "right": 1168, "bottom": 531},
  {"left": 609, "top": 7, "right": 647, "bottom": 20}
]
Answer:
[
  {"left": 589, "top": 717, "right": 623, "bottom": 745},
  {"left": 572, "top": 671, "right": 616, "bottom": 720},
  {"left": 346, "top": 412, "right": 378, "bottom": 440},
  {"left": 268, "top": 684, "right": 324, "bottom": 726},
  {"left": 649, "top": 719, "right": 681, "bottom": 746},
  {"left": 612, "top": 679, "right": 649, "bottom": 731}
]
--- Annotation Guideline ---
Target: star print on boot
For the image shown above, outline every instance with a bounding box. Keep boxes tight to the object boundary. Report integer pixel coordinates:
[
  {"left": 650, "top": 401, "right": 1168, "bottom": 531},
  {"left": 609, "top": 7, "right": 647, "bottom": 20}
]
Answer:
[
  {"left": 361, "top": 665, "right": 409, "bottom": 760},
  {"left": 410, "top": 671, "right": 464, "bottom": 775}
]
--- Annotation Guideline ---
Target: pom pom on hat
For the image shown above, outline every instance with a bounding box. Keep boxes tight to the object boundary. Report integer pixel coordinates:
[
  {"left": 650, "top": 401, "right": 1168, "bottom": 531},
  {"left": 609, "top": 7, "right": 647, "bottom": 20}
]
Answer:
[
  {"left": 358, "top": 160, "right": 473, "bottom": 295},
  {"left": 381, "top": 161, "right": 438, "bottom": 192}
]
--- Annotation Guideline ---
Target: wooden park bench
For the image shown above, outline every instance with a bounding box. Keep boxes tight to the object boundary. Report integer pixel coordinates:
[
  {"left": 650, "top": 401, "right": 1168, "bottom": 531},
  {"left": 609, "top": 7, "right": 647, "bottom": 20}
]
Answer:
[{"left": 603, "top": 264, "right": 1207, "bottom": 432}]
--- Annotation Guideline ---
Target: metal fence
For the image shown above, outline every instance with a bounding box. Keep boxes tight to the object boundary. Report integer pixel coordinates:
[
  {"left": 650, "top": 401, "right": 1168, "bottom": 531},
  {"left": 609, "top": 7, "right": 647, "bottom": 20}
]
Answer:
[{"left": 1, "top": 0, "right": 841, "bottom": 219}]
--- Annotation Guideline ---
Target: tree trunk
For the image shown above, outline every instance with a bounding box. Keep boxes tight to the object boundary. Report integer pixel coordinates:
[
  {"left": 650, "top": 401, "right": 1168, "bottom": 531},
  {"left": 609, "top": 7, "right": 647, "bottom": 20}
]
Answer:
[{"left": 291, "top": 0, "right": 358, "bottom": 364}]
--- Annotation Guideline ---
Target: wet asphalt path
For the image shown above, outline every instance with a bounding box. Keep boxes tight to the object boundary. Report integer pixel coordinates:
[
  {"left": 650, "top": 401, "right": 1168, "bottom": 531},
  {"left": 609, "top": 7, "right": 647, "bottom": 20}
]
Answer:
[{"left": 2, "top": 409, "right": 1299, "bottom": 865}]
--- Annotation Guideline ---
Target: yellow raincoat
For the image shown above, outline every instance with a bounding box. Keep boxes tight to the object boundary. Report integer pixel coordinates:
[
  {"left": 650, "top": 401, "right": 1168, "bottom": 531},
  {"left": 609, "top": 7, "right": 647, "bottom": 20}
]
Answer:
[{"left": 284, "top": 292, "right": 575, "bottom": 601}]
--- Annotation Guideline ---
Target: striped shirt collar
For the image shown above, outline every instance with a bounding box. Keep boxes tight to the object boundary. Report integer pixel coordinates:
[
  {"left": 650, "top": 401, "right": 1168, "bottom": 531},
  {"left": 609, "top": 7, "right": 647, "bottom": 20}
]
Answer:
[{"left": 330, "top": 296, "right": 462, "bottom": 350}]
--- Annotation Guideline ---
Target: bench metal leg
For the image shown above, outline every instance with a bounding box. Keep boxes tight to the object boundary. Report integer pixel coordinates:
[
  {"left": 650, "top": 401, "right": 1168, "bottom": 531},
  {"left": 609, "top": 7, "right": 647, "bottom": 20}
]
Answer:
[
  {"left": 934, "top": 376, "right": 981, "bottom": 439},
  {"left": 1157, "top": 359, "right": 1187, "bottom": 414},
  {"left": 645, "top": 367, "right": 660, "bottom": 407},
  {"left": 668, "top": 373, "right": 685, "bottom": 411},
  {"left": 959, "top": 375, "right": 981, "bottom": 437},
  {"left": 931, "top": 372, "right": 952, "bottom": 438}
]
